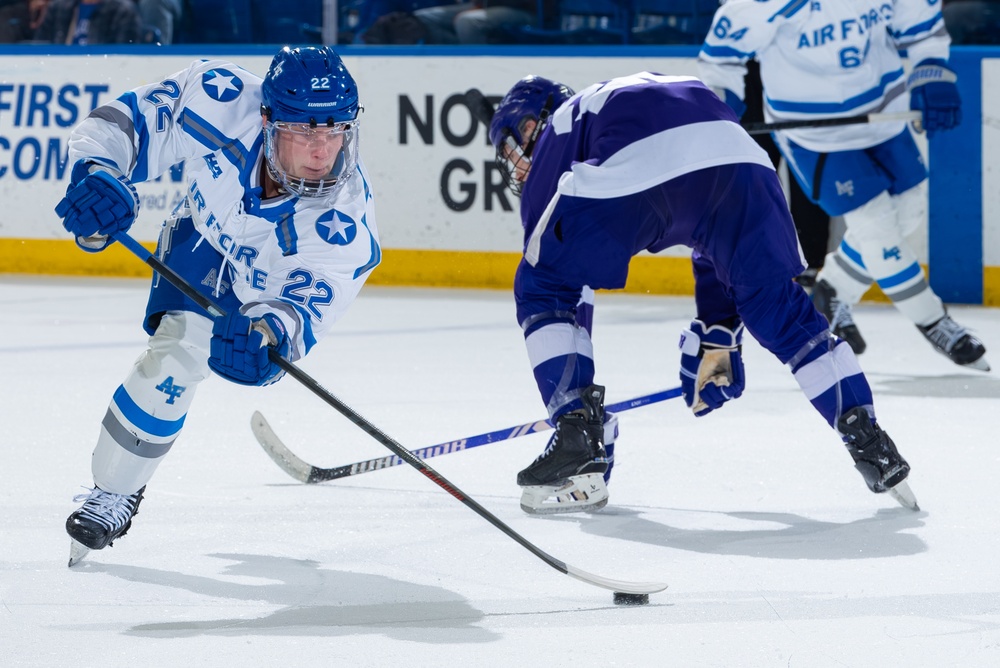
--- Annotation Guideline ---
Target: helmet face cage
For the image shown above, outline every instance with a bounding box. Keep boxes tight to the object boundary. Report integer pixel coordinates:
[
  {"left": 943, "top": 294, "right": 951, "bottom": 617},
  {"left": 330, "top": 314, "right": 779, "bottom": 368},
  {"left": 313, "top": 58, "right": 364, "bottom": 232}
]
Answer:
[
  {"left": 494, "top": 118, "right": 535, "bottom": 197},
  {"left": 260, "top": 46, "right": 361, "bottom": 198},
  {"left": 489, "top": 76, "right": 574, "bottom": 197},
  {"left": 263, "top": 120, "right": 359, "bottom": 198}
]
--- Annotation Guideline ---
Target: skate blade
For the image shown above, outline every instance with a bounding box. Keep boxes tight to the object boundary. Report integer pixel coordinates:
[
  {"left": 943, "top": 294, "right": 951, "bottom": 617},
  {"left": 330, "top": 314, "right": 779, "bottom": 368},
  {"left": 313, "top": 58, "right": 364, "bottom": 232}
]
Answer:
[
  {"left": 888, "top": 480, "right": 920, "bottom": 511},
  {"left": 962, "top": 356, "right": 990, "bottom": 372},
  {"left": 68, "top": 539, "right": 91, "bottom": 567},
  {"left": 520, "top": 472, "right": 609, "bottom": 515}
]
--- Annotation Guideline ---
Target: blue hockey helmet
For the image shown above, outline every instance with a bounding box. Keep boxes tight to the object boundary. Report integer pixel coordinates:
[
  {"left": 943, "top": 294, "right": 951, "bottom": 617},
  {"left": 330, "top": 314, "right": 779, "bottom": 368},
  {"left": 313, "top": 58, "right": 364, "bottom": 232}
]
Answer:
[
  {"left": 260, "top": 46, "right": 361, "bottom": 198},
  {"left": 489, "top": 76, "right": 574, "bottom": 196}
]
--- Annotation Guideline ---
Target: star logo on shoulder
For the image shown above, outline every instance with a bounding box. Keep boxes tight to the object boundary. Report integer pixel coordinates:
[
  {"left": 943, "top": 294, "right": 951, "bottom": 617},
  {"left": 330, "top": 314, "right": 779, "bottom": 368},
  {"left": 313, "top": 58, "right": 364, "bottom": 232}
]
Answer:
[
  {"left": 202, "top": 68, "right": 244, "bottom": 102},
  {"left": 316, "top": 210, "right": 357, "bottom": 245}
]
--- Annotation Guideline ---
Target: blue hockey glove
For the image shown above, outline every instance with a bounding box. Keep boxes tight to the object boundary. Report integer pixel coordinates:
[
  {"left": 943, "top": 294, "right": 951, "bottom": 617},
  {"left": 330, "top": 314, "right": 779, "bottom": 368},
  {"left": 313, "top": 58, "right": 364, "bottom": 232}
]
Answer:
[
  {"left": 908, "top": 59, "right": 961, "bottom": 138},
  {"left": 55, "top": 161, "right": 139, "bottom": 252},
  {"left": 208, "top": 312, "right": 291, "bottom": 386},
  {"left": 679, "top": 319, "right": 746, "bottom": 417}
]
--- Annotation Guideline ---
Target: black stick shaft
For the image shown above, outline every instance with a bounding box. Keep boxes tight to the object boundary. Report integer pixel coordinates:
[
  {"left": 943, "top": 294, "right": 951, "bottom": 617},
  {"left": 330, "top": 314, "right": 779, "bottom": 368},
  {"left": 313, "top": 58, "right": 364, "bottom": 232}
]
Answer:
[
  {"left": 114, "top": 233, "right": 573, "bottom": 575},
  {"left": 743, "top": 111, "right": 921, "bottom": 135}
]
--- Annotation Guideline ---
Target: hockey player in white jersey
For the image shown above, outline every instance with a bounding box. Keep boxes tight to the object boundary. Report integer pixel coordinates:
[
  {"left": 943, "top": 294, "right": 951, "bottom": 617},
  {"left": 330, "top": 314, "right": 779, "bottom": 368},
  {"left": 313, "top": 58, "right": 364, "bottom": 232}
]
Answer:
[
  {"left": 698, "top": 0, "right": 988, "bottom": 370},
  {"left": 56, "top": 46, "right": 381, "bottom": 565}
]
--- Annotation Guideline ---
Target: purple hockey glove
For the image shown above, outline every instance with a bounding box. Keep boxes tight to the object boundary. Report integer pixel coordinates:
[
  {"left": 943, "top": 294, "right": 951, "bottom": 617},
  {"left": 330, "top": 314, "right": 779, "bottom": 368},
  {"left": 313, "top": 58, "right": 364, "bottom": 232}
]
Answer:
[
  {"left": 208, "top": 312, "right": 291, "bottom": 386},
  {"left": 679, "top": 319, "right": 746, "bottom": 417},
  {"left": 908, "top": 59, "right": 961, "bottom": 138},
  {"left": 55, "top": 161, "right": 139, "bottom": 252}
]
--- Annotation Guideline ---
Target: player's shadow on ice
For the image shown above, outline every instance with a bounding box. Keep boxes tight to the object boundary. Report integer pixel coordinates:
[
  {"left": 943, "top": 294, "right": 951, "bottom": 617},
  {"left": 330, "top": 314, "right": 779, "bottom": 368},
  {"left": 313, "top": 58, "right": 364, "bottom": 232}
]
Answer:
[
  {"left": 866, "top": 372, "right": 1000, "bottom": 398},
  {"left": 561, "top": 507, "right": 927, "bottom": 560},
  {"left": 75, "top": 553, "right": 497, "bottom": 641}
]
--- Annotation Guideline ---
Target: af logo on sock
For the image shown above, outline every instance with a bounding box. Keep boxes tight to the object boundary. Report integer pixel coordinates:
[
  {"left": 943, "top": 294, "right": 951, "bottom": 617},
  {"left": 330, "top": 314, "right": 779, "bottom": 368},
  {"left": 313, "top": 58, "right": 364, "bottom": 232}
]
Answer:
[
  {"left": 883, "top": 246, "right": 902, "bottom": 261},
  {"left": 155, "top": 376, "right": 186, "bottom": 404}
]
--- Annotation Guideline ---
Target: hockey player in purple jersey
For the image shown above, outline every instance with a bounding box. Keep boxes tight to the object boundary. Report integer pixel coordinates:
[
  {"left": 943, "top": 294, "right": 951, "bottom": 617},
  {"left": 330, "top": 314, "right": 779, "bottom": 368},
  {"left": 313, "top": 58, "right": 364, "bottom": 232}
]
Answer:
[
  {"left": 56, "top": 46, "right": 381, "bottom": 565},
  {"left": 488, "top": 72, "right": 918, "bottom": 515}
]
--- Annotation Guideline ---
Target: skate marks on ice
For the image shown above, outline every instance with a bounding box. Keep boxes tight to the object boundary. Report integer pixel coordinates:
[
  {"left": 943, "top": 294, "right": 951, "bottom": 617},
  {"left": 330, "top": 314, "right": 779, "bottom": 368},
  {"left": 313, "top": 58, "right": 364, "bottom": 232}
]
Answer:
[
  {"left": 865, "top": 372, "right": 1000, "bottom": 399},
  {"left": 68, "top": 553, "right": 497, "bottom": 642},
  {"left": 550, "top": 506, "right": 927, "bottom": 560}
]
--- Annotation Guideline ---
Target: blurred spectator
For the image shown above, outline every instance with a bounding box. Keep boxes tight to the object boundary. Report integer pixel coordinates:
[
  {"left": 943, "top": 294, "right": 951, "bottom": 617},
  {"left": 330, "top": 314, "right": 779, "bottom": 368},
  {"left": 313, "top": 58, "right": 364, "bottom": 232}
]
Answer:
[
  {"left": 137, "top": 0, "right": 181, "bottom": 43},
  {"left": 413, "top": 0, "right": 538, "bottom": 44},
  {"left": 0, "top": 0, "right": 48, "bottom": 41},
  {"left": 346, "top": 0, "right": 433, "bottom": 43},
  {"left": 34, "top": 0, "right": 142, "bottom": 43},
  {"left": 0, "top": 0, "right": 31, "bottom": 41},
  {"left": 943, "top": 0, "right": 1000, "bottom": 44},
  {"left": 29, "top": 0, "right": 47, "bottom": 27}
]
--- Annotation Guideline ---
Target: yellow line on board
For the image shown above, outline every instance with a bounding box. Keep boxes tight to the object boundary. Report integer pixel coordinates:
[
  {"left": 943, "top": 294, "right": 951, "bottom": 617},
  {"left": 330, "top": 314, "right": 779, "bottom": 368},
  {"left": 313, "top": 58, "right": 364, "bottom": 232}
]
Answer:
[
  {"left": 2, "top": 238, "right": 996, "bottom": 304},
  {"left": 0, "top": 238, "right": 698, "bottom": 295}
]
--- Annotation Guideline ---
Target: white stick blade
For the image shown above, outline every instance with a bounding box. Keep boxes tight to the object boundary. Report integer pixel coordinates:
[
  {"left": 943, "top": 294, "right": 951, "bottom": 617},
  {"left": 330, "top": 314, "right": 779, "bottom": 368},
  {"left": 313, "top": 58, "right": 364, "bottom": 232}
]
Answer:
[
  {"left": 250, "top": 411, "right": 313, "bottom": 483},
  {"left": 565, "top": 564, "right": 668, "bottom": 595}
]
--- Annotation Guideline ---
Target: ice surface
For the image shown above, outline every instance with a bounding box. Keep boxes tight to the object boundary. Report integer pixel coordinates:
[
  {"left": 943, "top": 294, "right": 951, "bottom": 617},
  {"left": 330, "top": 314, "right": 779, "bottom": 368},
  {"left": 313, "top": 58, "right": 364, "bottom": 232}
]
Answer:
[{"left": 2, "top": 276, "right": 1000, "bottom": 666}]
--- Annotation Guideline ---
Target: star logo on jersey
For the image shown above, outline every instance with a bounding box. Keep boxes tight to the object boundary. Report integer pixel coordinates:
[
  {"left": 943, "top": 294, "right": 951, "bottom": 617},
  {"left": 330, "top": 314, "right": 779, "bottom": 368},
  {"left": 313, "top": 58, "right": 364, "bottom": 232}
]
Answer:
[
  {"left": 202, "top": 68, "right": 243, "bottom": 102},
  {"left": 316, "top": 210, "right": 357, "bottom": 245}
]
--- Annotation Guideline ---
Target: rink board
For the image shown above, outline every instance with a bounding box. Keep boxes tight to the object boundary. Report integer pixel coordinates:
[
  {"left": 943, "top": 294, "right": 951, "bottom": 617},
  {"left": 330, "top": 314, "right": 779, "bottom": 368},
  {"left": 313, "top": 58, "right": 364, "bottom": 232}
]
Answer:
[{"left": 0, "top": 45, "right": 995, "bottom": 304}]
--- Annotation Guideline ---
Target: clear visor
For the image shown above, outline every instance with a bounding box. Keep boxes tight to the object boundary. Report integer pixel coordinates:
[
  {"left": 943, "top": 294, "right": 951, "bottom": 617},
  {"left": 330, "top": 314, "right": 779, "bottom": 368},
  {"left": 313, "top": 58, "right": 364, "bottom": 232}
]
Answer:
[{"left": 263, "top": 120, "right": 359, "bottom": 198}]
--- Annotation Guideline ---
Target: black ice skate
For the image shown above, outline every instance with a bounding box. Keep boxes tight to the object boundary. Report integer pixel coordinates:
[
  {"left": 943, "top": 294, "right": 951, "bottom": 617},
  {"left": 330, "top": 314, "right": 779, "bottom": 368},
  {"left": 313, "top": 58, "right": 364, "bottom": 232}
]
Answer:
[
  {"left": 517, "top": 385, "right": 609, "bottom": 515},
  {"left": 794, "top": 267, "right": 819, "bottom": 294},
  {"left": 918, "top": 312, "right": 990, "bottom": 371},
  {"left": 66, "top": 485, "right": 145, "bottom": 566},
  {"left": 838, "top": 408, "right": 918, "bottom": 510},
  {"left": 812, "top": 279, "right": 866, "bottom": 354}
]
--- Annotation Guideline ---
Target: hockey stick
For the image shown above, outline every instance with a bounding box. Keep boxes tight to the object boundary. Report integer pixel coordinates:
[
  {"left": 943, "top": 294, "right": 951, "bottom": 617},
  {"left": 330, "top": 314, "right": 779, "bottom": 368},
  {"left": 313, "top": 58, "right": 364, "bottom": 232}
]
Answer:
[
  {"left": 465, "top": 87, "right": 920, "bottom": 137},
  {"left": 463, "top": 88, "right": 496, "bottom": 126},
  {"left": 252, "top": 387, "right": 683, "bottom": 484},
  {"left": 743, "top": 110, "right": 922, "bottom": 135},
  {"left": 111, "top": 232, "right": 667, "bottom": 596}
]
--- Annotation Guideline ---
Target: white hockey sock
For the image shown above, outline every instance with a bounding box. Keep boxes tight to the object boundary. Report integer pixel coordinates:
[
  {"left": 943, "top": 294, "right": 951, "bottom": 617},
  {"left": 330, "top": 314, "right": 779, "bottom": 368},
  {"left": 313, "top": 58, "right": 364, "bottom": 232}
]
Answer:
[
  {"left": 816, "top": 239, "right": 873, "bottom": 306},
  {"left": 841, "top": 192, "right": 944, "bottom": 327},
  {"left": 92, "top": 312, "right": 212, "bottom": 494}
]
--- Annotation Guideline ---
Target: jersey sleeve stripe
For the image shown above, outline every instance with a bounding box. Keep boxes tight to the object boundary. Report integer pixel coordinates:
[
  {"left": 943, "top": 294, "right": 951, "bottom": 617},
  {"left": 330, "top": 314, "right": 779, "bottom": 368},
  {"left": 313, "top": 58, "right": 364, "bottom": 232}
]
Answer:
[
  {"left": 112, "top": 92, "right": 150, "bottom": 182},
  {"left": 765, "top": 69, "right": 904, "bottom": 114},
  {"left": 89, "top": 104, "right": 139, "bottom": 175},
  {"left": 699, "top": 43, "right": 755, "bottom": 60},
  {"left": 274, "top": 212, "right": 298, "bottom": 256},
  {"left": 178, "top": 108, "right": 250, "bottom": 171},
  {"left": 353, "top": 212, "right": 381, "bottom": 279},
  {"left": 768, "top": 0, "right": 809, "bottom": 22}
]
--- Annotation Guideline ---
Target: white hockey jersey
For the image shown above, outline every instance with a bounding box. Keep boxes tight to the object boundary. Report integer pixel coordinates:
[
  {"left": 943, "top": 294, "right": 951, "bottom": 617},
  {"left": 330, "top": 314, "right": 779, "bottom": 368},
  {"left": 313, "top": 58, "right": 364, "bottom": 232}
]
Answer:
[
  {"left": 67, "top": 59, "right": 381, "bottom": 361},
  {"left": 698, "top": 0, "right": 951, "bottom": 151}
]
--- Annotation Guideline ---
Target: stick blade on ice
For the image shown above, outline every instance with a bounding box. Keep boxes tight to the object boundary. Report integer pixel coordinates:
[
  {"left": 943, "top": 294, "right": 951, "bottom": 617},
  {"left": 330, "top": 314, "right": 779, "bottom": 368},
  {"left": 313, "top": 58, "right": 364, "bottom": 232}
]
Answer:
[{"left": 251, "top": 411, "right": 314, "bottom": 483}]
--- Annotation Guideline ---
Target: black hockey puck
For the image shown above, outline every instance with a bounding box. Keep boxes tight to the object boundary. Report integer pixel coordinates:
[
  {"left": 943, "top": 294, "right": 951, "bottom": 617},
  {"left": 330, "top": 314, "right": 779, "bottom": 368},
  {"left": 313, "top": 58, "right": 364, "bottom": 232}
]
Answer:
[{"left": 613, "top": 592, "right": 650, "bottom": 606}]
